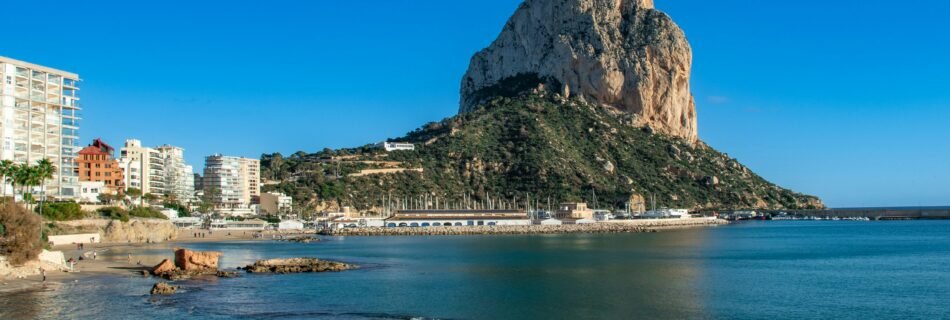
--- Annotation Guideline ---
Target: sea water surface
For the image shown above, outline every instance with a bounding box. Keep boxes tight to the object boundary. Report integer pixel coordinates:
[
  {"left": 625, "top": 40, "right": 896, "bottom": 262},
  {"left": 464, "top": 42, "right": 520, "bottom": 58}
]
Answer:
[{"left": 3, "top": 221, "right": 950, "bottom": 319}]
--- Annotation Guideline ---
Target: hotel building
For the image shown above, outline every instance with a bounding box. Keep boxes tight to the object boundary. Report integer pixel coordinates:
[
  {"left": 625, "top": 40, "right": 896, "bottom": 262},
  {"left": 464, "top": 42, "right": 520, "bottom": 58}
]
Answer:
[{"left": 0, "top": 56, "right": 81, "bottom": 198}]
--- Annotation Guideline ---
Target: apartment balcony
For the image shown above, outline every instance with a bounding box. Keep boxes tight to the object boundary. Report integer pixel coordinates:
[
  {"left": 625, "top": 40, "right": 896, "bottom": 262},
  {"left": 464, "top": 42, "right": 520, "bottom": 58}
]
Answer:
[
  {"left": 31, "top": 70, "right": 45, "bottom": 80},
  {"left": 15, "top": 68, "right": 28, "bottom": 78}
]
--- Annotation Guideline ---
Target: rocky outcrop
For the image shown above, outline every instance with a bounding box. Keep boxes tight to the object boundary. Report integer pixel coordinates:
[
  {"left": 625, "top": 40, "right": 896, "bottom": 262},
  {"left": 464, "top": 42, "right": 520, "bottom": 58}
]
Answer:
[
  {"left": 51, "top": 219, "right": 178, "bottom": 244},
  {"left": 150, "top": 282, "right": 178, "bottom": 295},
  {"left": 460, "top": 0, "right": 698, "bottom": 142},
  {"left": 150, "top": 259, "right": 176, "bottom": 276},
  {"left": 242, "top": 258, "right": 355, "bottom": 274},
  {"left": 174, "top": 249, "right": 221, "bottom": 271},
  {"left": 150, "top": 249, "right": 225, "bottom": 280}
]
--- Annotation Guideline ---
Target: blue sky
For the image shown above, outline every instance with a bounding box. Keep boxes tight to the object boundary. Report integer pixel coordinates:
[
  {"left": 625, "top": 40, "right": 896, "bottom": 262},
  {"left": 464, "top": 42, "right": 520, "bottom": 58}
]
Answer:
[{"left": 2, "top": 0, "right": 947, "bottom": 207}]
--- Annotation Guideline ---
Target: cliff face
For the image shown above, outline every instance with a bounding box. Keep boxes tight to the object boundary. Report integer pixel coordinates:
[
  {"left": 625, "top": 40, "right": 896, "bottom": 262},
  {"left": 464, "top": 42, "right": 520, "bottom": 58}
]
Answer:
[
  {"left": 51, "top": 219, "right": 178, "bottom": 243},
  {"left": 460, "top": 0, "right": 697, "bottom": 142}
]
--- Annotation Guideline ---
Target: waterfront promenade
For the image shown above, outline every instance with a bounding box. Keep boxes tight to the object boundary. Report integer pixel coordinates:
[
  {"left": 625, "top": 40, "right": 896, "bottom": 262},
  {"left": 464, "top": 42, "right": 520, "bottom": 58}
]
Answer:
[{"left": 321, "top": 218, "right": 728, "bottom": 236}]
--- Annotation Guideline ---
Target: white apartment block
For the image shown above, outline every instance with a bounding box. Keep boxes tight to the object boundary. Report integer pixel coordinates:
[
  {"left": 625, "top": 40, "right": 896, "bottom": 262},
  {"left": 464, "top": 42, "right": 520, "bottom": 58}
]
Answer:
[
  {"left": 119, "top": 139, "right": 194, "bottom": 202},
  {"left": 0, "top": 56, "right": 81, "bottom": 198},
  {"left": 203, "top": 154, "right": 260, "bottom": 212},
  {"left": 156, "top": 145, "right": 195, "bottom": 202}
]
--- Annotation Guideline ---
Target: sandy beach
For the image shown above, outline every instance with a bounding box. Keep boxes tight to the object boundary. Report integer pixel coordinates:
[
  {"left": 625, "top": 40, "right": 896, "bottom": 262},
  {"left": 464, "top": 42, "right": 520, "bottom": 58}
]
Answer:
[{"left": 0, "top": 229, "right": 286, "bottom": 294}]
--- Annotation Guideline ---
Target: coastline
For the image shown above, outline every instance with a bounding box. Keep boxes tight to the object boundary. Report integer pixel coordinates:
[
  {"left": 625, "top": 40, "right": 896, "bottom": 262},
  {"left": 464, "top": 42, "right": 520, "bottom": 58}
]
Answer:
[
  {"left": 0, "top": 219, "right": 725, "bottom": 293},
  {"left": 321, "top": 218, "right": 729, "bottom": 236},
  {"left": 0, "top": 231, "right": 270, "bottom": 294}
]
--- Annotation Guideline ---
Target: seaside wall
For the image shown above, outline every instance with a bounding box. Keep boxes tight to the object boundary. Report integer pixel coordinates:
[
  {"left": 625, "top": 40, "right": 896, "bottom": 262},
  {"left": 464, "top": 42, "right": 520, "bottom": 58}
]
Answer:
[
  {"left": 51, "top": 219, "right": 178, "bottom": 244},
  {"left": 323, "top": 218, "right": 727, "bottom": 236},
  {"left": 47, "top": 233, "right": 101, "bottom": 246}
]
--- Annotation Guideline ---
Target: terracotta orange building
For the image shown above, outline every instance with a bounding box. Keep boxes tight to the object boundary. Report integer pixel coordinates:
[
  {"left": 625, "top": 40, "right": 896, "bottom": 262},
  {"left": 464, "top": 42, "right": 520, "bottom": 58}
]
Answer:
[{"left": 77, "top": 138, "right": 125, "bottom": 194}]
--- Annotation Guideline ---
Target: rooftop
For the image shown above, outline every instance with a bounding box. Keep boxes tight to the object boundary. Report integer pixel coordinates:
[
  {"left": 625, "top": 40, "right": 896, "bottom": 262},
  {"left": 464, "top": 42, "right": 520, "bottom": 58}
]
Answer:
[{"left": 0, "top": 56, "right": 79, "bottom": 79}]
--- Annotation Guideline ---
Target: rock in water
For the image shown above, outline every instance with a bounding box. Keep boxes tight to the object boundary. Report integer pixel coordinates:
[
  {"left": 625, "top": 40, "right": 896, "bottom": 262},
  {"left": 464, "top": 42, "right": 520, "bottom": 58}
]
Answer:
[
  {"left": 243, "top": 258, "right": 355, "bottom": 274},
  {"left": 150, "top": 282, "right": 178, "bottom": 295},
  {"left": 460, "top": 0, "right": 697, "bottom": 142},
  {"left": 174, "top": 249, "right": 221, "bottom": 271},
  {"left": 150, "top": 259, "right": 176, "bottom": 276}
]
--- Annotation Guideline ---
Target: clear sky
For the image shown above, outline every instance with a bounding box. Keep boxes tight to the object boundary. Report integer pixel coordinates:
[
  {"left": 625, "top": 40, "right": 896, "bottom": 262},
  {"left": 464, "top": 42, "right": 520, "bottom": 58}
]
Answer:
[{"left": 2, "top": 0, "right": 947, "bottom": 208}]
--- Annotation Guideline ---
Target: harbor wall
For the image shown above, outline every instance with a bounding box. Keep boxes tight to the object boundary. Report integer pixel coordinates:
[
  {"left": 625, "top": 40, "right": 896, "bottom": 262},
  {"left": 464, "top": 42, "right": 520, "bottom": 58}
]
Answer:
[
  {"left": 321, "top": 218, "right": 727, "bottom": 236},
  {"left": 782, "top": 208, "right": 950, "bottom": 220}
]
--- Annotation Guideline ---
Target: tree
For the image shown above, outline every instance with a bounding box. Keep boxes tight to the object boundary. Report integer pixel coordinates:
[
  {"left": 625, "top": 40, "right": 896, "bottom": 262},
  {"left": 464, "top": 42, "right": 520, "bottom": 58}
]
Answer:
[
  {"left": 143, "top": 193, "right": 159, "bottom": 205},
  {"left": 126, "top": 187, "right": 143, "bottom": 207},
  {"left": 200, "top": 187, "right": 220, "bottom": 213},
  {"left": 33, "top": 159, "right": 55, "bottom": 218},
  {"left": 0, "top": 160, "right": 15, "bottom": 200},
  {"left": 11, "top": 164, "right": 37, "bottom": 207},
  {"left": 98, "top": 193, "right": 115, "bottom": 204}
]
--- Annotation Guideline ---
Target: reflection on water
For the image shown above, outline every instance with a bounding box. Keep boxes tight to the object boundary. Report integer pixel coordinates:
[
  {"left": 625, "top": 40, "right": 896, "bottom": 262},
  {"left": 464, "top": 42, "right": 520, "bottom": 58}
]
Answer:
[{"left": 3, "top": 221, "right": 950, "bottom": 319}]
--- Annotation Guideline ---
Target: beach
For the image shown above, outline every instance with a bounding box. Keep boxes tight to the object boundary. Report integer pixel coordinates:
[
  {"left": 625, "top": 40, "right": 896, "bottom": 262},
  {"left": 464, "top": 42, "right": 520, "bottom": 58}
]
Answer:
[{"left": 0, "top": 229, "right": 301, "bottom": 294}]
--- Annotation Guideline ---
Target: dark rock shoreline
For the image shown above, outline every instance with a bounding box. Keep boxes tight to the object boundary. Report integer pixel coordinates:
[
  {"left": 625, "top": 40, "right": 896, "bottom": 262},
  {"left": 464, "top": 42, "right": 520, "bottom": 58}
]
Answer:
[{"left": 241, "top": 258, "right": 355, "bottom": 274}]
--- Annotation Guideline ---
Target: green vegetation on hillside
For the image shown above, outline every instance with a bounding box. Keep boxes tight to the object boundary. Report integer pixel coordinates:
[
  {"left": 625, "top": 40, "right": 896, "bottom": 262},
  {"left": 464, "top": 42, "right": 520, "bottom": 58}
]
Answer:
[
  {"left": 262, "top": 92, "right": 822, "bottom": 212},
  {"left": 97, "top": 206, "right": 168, "bottom": 222}
]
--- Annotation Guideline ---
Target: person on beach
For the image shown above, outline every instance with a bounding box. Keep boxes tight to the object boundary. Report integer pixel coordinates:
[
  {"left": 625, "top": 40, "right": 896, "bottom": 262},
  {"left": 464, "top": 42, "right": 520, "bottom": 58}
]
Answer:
[
  {"left": 40, "top": 268, "right": 46, "bottom": 282},
  {"left": 93, "top": 251, "right": 97, "bottom": 260},
  {"left": 128, "top": 253, "right": 132, "bottom": 264}
]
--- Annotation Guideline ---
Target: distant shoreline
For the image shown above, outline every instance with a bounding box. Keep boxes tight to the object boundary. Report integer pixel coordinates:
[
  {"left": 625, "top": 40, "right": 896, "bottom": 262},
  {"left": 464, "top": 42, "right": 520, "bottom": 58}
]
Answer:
[{"left": 321, "top": 218, "right": 729, "bottom": 236}]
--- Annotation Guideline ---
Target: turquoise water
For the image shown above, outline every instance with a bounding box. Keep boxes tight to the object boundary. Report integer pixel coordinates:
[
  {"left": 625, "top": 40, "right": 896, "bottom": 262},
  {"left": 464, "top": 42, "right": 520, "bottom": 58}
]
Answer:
[{"left": 3, "top": 221, "right": 950, "bottom": 319}]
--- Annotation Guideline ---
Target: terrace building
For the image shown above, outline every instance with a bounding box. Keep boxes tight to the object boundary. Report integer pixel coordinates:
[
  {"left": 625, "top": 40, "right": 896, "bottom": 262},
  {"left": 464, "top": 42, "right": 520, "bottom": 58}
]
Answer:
[{"left": 0, "top": 56, "right": 82, "bottom": 198}]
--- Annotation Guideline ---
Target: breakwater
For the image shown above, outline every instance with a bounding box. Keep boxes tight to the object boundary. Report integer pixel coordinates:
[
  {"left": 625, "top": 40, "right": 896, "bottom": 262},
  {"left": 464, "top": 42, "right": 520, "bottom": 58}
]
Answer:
[
  {"left": 781, "top": 207, "right": 950, "bottom": 220},
  {"left": 321, "top": 218, "right": 728, "bottom": 236}
]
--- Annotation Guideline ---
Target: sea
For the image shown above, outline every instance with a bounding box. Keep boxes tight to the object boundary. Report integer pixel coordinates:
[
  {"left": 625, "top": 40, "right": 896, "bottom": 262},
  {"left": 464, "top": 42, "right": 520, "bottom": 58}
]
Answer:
[{"left": 3, "top": 220, "right": 950, "bottom": 319}]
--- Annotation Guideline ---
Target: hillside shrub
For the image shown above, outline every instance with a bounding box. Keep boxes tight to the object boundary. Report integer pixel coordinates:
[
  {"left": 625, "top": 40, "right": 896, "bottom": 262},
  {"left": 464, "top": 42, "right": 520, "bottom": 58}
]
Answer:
[
  {"left": 97, "top": 207, "right": 129, "bottom": 222},
  {"left": 36, "top": 202, "right": 86, "bottom": 221},
  {"left": 0, "top": 203, "right": 42, "bottom": 265},
  {"left": 129, "top": 207, "right": 167, "bottom": 219}
]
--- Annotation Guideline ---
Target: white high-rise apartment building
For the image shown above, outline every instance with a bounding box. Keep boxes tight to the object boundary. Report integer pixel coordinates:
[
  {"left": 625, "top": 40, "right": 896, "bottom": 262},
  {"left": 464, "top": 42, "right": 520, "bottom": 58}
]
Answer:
[
  {"left": 119, "top": 139, "right": 194, "bottom": 202},
  {"left": 203, "top": 155, "right": 260, "bottom": 212},
  {"left": 0, "top": 56, "right": 81, "bottom": 198},
  {"left": 156, "top": 145, "right": 194, "bottom": 202}
]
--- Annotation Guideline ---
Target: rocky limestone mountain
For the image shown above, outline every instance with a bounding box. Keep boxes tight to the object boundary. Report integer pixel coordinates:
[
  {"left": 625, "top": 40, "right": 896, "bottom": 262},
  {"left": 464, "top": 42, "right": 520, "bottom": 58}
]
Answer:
[{"left": 460, "top": 0, "right": 697, "bottom": 142}]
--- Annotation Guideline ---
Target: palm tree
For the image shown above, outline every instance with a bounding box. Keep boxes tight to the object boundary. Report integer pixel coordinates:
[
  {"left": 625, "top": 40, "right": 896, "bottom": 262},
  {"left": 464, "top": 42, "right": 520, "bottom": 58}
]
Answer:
[
  {"left": 14, "top": 165, "right": 40, "bottom": 210},
  {"left": 34, "top": 159, "right": 56, "bottom": 218},
  {"left": 10, "top": 164, "right": 31, "bottom": 204},
  {"left": 0, "top": 160, "right": 15, "bottom": 202}
]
